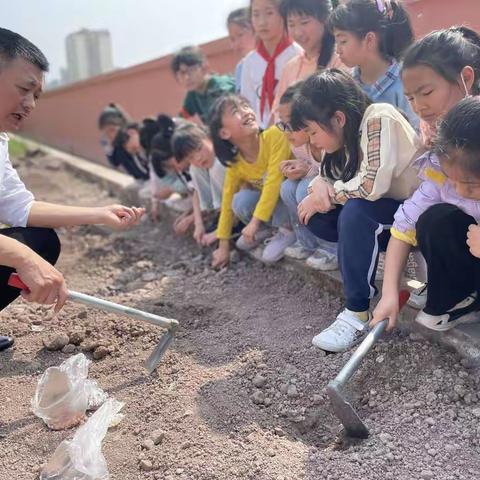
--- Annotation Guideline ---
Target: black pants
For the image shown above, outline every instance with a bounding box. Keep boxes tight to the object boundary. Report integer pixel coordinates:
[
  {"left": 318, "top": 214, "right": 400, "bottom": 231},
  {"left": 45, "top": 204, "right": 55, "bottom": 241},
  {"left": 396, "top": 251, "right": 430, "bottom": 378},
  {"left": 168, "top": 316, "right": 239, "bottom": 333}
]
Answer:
[
  {"left": 0, "top": 227, "right": 61, "bottom": 311},
  {"left": 417, "top": 204, "right": 480, "bottom": 315}
]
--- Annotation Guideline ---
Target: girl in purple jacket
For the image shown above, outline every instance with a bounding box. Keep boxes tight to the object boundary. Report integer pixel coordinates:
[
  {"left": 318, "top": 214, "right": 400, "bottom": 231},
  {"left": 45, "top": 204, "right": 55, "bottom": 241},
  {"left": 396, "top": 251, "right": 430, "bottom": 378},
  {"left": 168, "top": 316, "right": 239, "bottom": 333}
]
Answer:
[{"left": 372, "top": 27, "right": 480, "bottom": 332}]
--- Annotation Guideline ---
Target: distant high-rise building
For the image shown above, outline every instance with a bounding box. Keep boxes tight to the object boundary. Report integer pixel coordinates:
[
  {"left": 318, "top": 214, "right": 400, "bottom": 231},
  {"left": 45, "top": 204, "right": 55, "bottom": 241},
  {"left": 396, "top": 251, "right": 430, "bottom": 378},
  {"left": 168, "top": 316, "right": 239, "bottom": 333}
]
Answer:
[{"left": 65, "top": 29, "right": 113, "bottom": 83}]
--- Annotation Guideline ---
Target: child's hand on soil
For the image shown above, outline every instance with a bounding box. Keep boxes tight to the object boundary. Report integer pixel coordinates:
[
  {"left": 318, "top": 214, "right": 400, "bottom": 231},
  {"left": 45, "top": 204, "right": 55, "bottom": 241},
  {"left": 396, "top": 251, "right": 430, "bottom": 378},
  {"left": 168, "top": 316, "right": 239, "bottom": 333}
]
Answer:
[
  {"left": 371, "top": 290, "right": 400, "bottom": 331},
  {"left": 202, "top": 231, "right": 217, "bottom": 247},
  {"left": 173, "top": 213, "right": 194, "bottom": 235},
  {"left": 241, "top": 218, "right": 261, "bottom": 244},
  {"left": 467, "top": 224, "right": 480, "bottom": 258},
  {"left": 150, "top": 199, "right": 160, "bottom": 223},
  {"left": 193, "top": 222, "right": 206, "bottom": 245},
  {"left": 212, "top": 241, "right": 230, "bottom": 269},
  {"left": 99, "top": 205, "right": 145, "bottom": 230}
]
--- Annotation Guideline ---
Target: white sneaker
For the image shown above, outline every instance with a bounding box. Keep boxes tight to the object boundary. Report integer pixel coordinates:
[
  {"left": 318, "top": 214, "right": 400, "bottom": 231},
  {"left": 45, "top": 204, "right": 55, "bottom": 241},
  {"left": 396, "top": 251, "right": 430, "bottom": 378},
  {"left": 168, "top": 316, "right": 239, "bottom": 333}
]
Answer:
[
  {"left": 415, "top": 293, "right": 479, "bottom": 331},
  {"left": 408, "top": 283, "right": 428, "bottom": 309},
  {"left": 312, "top": 309, "right": 370, "bottom": 352},
  {"left": 262, "top": 230, "right": 296, "bottom": 263},
  {"left": 306, "top": 248, "right": 338, "bottom": 271},
  {"left": 236, "top": 227, "right": 272, "bottom": 251},
  {"left": 284, "top": 241, "right": 315, "bottom": 260}
]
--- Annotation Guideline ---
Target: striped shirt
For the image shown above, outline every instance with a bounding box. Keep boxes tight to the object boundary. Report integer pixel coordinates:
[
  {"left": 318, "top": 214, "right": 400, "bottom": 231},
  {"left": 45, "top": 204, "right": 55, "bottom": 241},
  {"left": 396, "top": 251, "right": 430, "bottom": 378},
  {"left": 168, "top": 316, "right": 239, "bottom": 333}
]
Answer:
[
  {"left": 352, "top": 61, "right": 419, "bottom": 130},
  {"left": 311, "top": 103, "right": 420, "bottom": 205}
]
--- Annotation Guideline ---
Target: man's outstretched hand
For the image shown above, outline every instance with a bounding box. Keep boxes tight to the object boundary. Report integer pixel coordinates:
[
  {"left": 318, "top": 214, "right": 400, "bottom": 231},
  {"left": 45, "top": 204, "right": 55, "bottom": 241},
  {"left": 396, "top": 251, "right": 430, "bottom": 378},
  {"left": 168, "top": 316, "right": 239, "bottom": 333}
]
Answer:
[{"left": 99, "top": 205, "right": 145, "bottom": 230}]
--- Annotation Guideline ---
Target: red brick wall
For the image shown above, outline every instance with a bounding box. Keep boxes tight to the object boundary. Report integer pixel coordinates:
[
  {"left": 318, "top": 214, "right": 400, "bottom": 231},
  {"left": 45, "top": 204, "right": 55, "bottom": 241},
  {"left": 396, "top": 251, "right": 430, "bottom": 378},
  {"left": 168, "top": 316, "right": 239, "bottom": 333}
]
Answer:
[
  {"left": 24, "top": 37, "right": 238, "bottom": 163},
  {"left": 22, "top": 1, "right": 480, "bottom": 163}
]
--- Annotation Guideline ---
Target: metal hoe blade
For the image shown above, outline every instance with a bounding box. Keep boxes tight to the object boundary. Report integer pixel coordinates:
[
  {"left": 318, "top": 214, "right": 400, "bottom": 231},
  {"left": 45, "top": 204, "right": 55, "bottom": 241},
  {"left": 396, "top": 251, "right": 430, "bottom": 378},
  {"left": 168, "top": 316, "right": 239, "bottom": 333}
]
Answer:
[
  {"left": 326, "top": 291, "right": 410, "bottom": 438},
  {"left": 8, "top": 273, "right": 180, "bottom": 374},
  {"left": 327, "top": 319, "right": 388, "bottom": 438},
  {"left": 327, "top": 382, "right": 369, "bottom": 439},
  {"left": 145, "top": 329, "right": 176, "bottom": 374}
]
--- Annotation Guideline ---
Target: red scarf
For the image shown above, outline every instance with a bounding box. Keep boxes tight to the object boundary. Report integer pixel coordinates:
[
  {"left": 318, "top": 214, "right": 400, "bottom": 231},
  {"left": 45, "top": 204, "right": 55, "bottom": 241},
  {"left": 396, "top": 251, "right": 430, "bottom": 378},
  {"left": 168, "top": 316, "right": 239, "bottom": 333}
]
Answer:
[{"left": 256, "top": 36, "right": 293, "bottom": 118}]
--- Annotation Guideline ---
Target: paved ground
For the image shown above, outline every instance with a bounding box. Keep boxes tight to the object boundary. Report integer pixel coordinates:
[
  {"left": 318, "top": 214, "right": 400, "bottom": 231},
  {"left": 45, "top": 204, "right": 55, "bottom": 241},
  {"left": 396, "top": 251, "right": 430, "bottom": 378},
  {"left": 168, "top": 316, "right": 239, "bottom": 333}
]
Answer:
[{"left": 1, "top": 151, "right": 480, "bottom": 480}]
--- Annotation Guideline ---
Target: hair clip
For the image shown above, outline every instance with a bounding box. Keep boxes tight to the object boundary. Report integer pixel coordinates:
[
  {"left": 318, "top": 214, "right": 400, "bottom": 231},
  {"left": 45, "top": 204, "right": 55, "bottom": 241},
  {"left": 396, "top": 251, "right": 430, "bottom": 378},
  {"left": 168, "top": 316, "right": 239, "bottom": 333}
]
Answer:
[
  {"left": 375, "top": 0, "right": 385, "bottom": 12},
  {"left": 376, "top": 0, "right": 394, "bottom": 19}
]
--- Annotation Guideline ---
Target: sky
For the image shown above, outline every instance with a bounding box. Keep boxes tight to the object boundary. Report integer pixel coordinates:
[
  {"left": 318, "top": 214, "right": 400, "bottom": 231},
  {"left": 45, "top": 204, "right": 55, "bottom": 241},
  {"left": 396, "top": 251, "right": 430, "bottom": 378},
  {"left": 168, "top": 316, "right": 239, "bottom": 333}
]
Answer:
[{"left": 1, "top": 0, "right": 247, "bottom": 82}]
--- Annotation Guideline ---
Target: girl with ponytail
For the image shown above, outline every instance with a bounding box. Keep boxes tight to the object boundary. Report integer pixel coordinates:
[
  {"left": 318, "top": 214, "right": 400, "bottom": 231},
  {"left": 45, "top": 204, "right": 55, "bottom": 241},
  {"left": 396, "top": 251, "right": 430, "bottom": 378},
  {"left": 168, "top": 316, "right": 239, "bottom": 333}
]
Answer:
[{"left": 328, "top": 0, "right": 418, "bottom": 128}]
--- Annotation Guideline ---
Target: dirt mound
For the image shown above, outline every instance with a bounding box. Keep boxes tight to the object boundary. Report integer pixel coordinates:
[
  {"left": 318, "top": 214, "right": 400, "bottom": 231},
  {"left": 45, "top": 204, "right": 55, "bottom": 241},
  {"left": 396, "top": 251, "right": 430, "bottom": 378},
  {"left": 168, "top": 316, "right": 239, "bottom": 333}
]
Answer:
[{"left": 1, "top": 155, "right": 480, "bottom": 479}]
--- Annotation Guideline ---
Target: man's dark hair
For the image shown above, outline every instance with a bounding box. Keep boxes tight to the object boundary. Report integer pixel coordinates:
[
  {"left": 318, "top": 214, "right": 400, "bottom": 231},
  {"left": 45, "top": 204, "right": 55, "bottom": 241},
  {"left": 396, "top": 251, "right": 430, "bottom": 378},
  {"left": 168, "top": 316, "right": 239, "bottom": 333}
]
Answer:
[
  {"left": 0, "top": 28, "right": 49, "bottom": 72},
  {"left": 171, "top": 46, "right": 205, "bottom": 74}
]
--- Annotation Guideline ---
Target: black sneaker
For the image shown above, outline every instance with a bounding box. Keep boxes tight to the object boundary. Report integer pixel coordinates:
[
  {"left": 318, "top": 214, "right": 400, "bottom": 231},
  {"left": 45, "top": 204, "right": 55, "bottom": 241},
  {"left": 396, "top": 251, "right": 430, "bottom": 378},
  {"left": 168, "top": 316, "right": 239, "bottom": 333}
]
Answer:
[
  {"left": 0, "top": 335, "right": 14, "bottom": 351},
  {"left": 415, "top": 293, "right": 480, "bottom": 331}
]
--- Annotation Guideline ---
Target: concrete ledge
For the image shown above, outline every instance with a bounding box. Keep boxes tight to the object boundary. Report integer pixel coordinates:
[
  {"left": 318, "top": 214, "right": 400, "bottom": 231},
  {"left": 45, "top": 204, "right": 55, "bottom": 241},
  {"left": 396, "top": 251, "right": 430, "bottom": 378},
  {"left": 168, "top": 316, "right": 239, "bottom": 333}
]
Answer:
[
  {"left": 13, "top": 135, "right": 141, "bottom": 205},
  {"left": 17, "top": 137, "right": 480, "bottom": 366}
]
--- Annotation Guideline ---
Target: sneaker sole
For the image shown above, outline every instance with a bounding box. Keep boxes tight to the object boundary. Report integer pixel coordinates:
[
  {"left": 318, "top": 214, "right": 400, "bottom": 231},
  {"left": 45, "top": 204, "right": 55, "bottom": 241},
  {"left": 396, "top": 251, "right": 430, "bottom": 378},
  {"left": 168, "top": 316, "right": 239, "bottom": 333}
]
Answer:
[
  {"left": 306, "top": 262, "right": 339, "bottom": 271},
  {"left": 407, "top": 297, "right": 427, "bottom": 310},
  {"left": 311, "top": 333, "right": 365, "bottom": 353},
  {"left": 284, "top": 252, "right": 313, "bottom": 260},
  {"left": 261, "top": 253, "right": 285, "bottom": 264},
  {"left": 415, "top": 312, "right": 477, "bottom": 331}
]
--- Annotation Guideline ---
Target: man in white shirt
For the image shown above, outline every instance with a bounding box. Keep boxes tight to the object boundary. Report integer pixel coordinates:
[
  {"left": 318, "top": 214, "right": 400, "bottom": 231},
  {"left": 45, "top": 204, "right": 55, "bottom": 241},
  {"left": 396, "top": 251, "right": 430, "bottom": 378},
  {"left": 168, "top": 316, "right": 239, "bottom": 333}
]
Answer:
[{"left": 0, "top": 28, "right": 144, "bottom": 351}]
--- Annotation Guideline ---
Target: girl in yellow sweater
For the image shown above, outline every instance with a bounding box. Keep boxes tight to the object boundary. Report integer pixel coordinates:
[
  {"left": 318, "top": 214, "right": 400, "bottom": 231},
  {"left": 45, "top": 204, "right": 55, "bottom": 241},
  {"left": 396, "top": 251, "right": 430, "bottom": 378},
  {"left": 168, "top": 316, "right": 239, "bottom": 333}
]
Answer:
[{"left": 209, "top": 94, "right": 293, "bottom": 268}]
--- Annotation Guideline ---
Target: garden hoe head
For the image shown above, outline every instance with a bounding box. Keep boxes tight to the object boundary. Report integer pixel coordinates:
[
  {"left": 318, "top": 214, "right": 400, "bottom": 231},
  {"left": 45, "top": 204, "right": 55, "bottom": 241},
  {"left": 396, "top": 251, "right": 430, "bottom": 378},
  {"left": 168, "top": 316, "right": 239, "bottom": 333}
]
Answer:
[
  {"left": 8, "top": 273, "right": 179, "bottom": 375},
  {"left": 144, "top": 327, "right": 177, "bottom": 374},
  {"left": 326, "top": 291, "right": 410, "bottom": 439}
]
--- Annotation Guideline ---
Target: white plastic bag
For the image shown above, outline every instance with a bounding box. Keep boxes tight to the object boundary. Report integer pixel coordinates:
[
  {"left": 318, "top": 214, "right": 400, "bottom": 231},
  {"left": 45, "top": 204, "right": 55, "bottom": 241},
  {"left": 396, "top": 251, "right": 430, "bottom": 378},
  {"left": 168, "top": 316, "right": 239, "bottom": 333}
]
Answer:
[
  {"left": 32, "top": 354, "right": 107, "bottom": 430},
  {"left": 40, "top": 398, "right": 124, "bottom": 480}
]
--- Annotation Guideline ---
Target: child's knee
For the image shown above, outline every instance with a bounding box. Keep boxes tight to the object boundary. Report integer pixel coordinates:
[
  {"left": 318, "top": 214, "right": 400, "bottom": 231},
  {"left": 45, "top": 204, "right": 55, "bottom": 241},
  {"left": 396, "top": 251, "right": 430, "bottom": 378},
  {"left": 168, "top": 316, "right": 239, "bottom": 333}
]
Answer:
[
  {"left": 417, "top": 204, "right": 471, "bottom": 241},
  {"left": 232, "top": 190, "right": 254, "bottom": 219},
  {"left": 280, "top": 179, "right": 298, "bottom": 205},
  {"left": 338, "top": 199, "right": 368, "bottom": 234},
  {"left": 295, "top": 178, "right": 311, "bottom": 203}
]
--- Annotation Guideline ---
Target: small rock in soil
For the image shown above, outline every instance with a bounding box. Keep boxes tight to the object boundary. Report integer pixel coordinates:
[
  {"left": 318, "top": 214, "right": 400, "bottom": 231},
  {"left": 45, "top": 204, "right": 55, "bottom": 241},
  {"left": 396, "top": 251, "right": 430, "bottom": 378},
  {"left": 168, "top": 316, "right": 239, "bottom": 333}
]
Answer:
[
  {"left": 142, "top": 439, "right": 155, "bottom": 450},
  {"left": 287, "top": 384, "right": 298, "bottom": 398},
  {"left": 251, "top": 390, "right": 265, "bottom": 405},
  {"left": 142, "top": 272, "right": 157, "bottom": 282},
  {"left": 379, "top": 432, "right": 393, "bottom": 444},
  {"left": 420, "top": 470, "right": 434, "bottom": 479},
  {"left": 139, "top": 459, "right": 154, "bottom": 472},
  {"left": 43, "top": 333, "right": 69, "bottom": 351},
  {"left": 62, "top": 343, "right": 76, "bottom": 354},
  {"left": 252, "top": 374, "right": 267, "bottom": 388},
  {"left": 150, "top": 429, "right": 166, "bottom": 445},
  {"left": 69, "top": 330, "right": 85, "bottom": 345},
  {"left": 93, "top": 345, "right": 109, "bottom": 360}
]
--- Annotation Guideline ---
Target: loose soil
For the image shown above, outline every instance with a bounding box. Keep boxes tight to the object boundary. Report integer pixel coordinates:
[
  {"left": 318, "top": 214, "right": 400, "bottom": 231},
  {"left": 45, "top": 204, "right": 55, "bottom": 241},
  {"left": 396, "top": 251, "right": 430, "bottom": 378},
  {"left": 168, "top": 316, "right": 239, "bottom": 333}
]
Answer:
[{"left": 1, "top": 152, "right": 480, "bottom": 480}]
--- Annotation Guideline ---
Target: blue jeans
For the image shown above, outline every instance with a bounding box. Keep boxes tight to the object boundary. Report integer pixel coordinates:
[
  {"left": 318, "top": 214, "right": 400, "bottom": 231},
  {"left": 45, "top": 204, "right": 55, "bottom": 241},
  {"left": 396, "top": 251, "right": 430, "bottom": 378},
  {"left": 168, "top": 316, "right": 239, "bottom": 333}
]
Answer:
[
  {"left": 232, "top": 189, "right": 290, "bottom": 228},
  {"left": 280, "top": 178, "right": 320, "bottom": 251},
  {"left": 307, "top": 198, "right": 401, "bottom": 311}
]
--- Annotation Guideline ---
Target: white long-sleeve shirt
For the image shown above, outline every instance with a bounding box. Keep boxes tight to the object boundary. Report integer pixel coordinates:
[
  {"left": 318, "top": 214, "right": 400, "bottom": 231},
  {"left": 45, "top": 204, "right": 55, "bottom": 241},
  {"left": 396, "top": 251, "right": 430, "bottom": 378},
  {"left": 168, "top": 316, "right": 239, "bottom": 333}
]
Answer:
[{"left": 0, "top": 133, "right": 34, "bottom": 227}]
